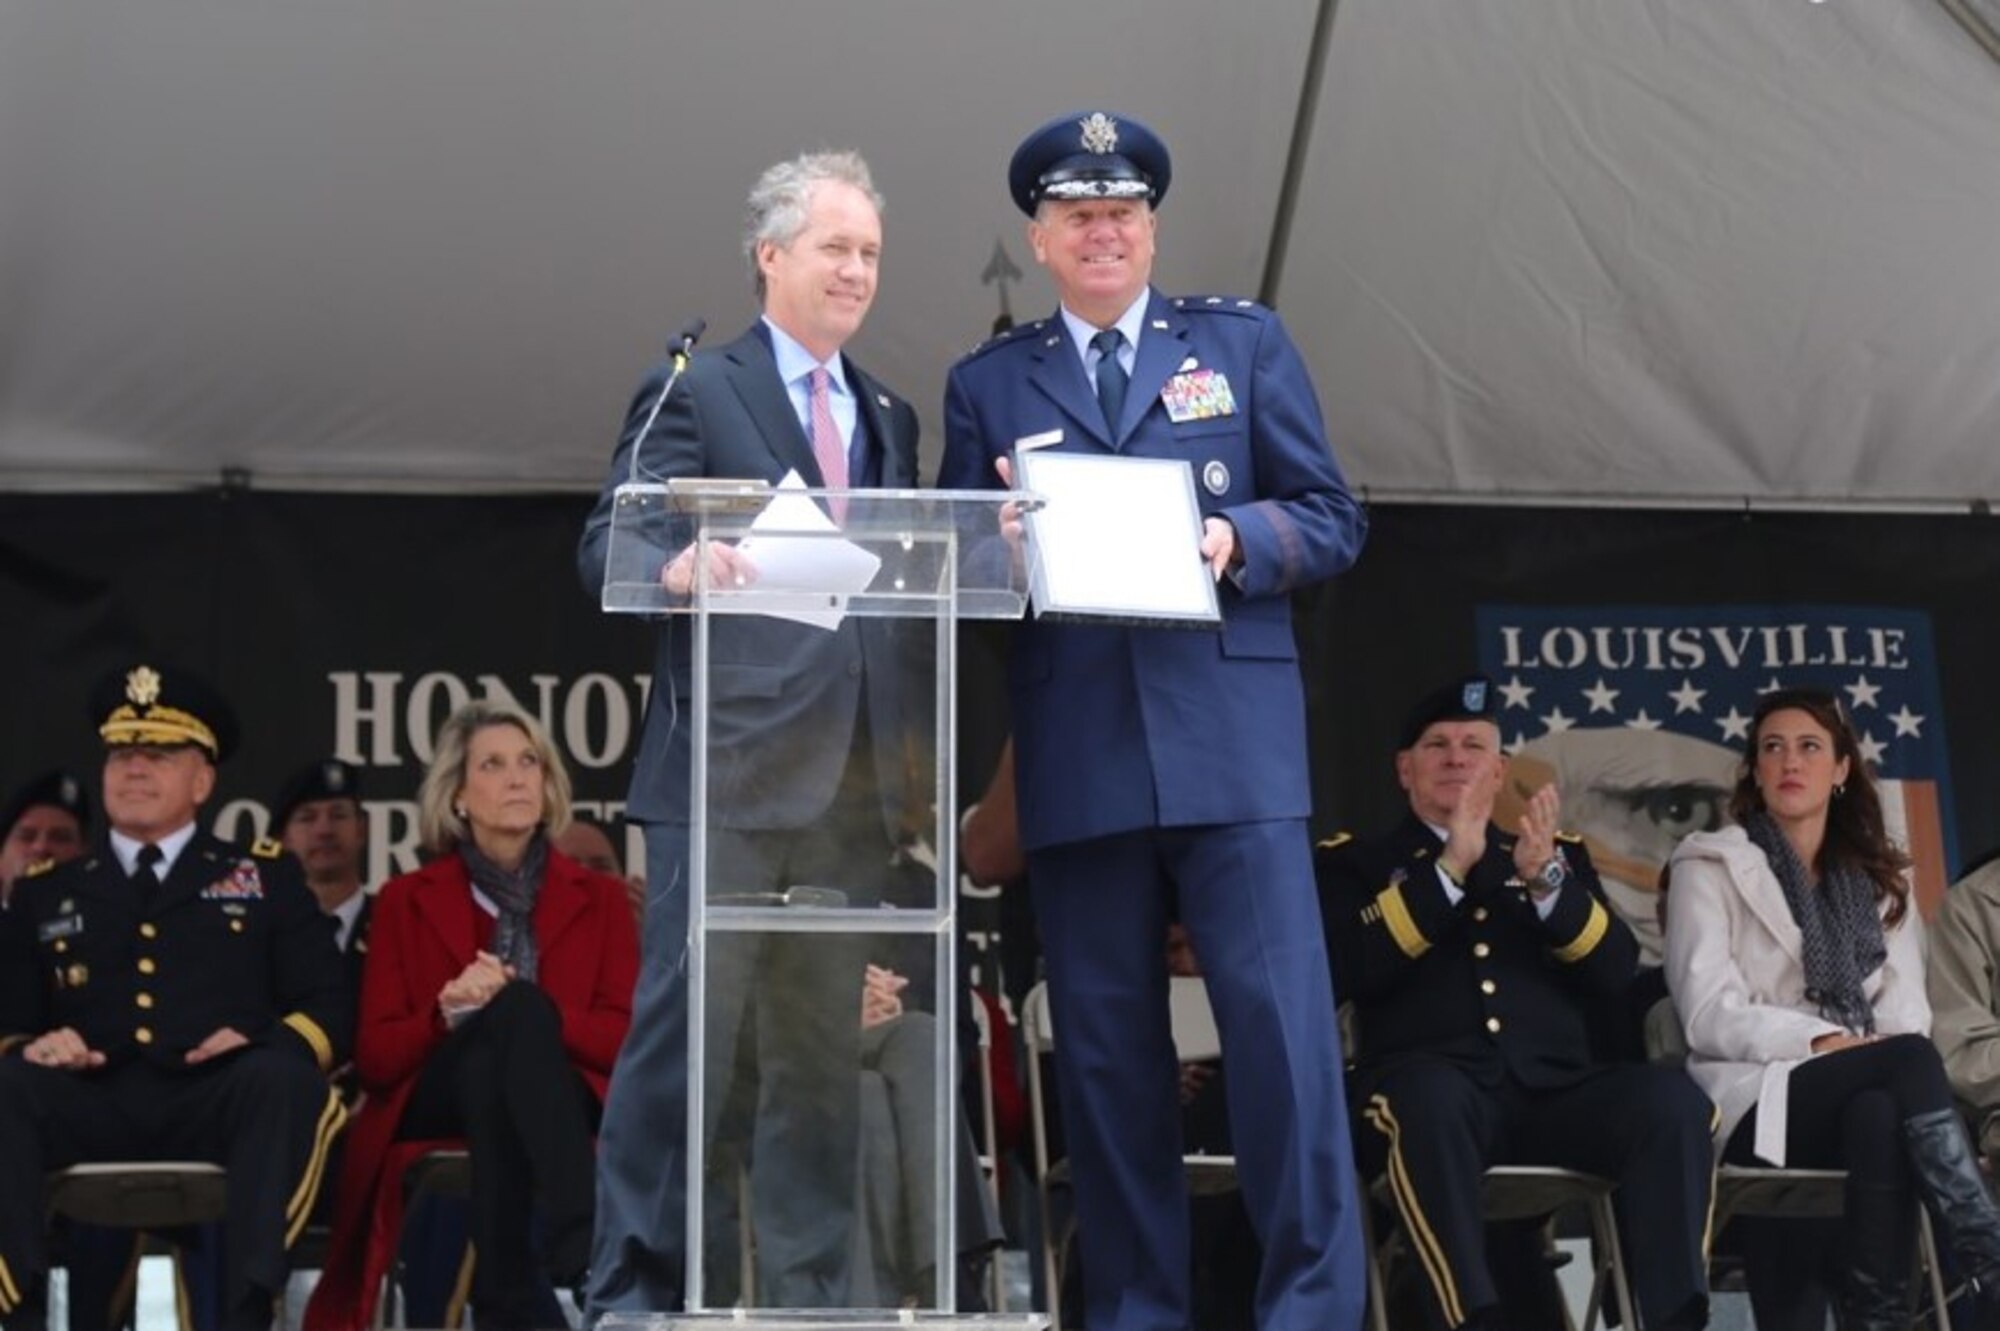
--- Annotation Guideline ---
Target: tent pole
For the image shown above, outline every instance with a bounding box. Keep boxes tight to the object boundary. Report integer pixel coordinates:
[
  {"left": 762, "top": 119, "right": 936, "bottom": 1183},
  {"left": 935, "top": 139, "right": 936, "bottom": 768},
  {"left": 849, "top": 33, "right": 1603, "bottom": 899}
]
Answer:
[{"left": 1259, "top": 0, "right": 1344, "bottom": 306}]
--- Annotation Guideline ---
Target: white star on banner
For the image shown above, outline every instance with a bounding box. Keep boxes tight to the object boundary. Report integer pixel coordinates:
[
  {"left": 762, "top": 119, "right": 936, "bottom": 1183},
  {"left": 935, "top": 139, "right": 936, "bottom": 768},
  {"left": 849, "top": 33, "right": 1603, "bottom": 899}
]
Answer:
[
  {"left": 1626, "top": 709, "right": 1663, "bottom": 731},
  {"left": 1846, "top": 675, "right": 1882, "bottom": 709},
  {"left": 1504, "top": 732, "right": 1528, "bottom": 756},
  {"left": 1667, "top": 679, "right": 1707, "bottom": 714},
  {"left": 1499, "top": 676, "right": 1535, "bottom": 709},
  {"left": 1541, "top": 707, "right": 1576, "bottom": 734},
  {"left": 1717, "top": 707, "right": 1753, "bottom": 742},
  {"left": 1581, "top": 679, "right": 1621, "bottom": 714},
  {"left": 1888, "top": 705, "right": 1925, "bottom": 739},
  {"left": 1759, "top": 677, "right": 1785, "bottom": 695},
  {"left": 1857, "top": 731, "right": 1887, "bottom": 766}
]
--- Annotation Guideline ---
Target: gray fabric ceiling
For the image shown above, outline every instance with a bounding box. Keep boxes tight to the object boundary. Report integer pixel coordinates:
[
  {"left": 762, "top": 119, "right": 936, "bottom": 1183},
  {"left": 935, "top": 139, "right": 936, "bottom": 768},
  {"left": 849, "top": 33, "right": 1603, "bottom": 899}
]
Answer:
[{"left": 3, "top": 0, "right": 1997, "bottom": 506}]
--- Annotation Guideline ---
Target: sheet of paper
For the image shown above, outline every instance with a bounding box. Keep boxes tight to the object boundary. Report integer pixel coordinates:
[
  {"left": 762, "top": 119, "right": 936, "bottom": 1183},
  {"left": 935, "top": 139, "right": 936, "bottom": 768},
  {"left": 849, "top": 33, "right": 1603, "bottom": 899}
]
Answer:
[
  {"left": 731, "top": 471, "right": 883, "bottom": 630},
  {"left": 1016, "top": 451, "right": 1220, "bottom": 624}
]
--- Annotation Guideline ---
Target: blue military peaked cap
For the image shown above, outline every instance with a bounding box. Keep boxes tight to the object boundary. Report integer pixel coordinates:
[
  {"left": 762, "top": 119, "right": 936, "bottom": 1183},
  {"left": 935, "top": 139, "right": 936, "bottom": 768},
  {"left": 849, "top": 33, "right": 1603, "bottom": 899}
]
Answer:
[
  {"left": 1009, "top": 110, "right": 1173, "bottom": 216},
  {"left": 1398, "top": 675, "right": 1499, "bottom": 749}
]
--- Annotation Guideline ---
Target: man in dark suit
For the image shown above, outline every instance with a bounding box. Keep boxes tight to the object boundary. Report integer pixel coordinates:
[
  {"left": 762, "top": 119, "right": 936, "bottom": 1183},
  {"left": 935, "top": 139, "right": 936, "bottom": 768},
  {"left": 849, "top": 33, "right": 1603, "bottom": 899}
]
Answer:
[
  {"left": 0, "top": 663, "right": 349, "bottom": 1331},
  {"left": 580, "top": 150, "right": 920, "bottom": 1319},
  {"left": 937, "top": 111, "right": 1370, "bottom": 1331},
  {"left": 1316, "top": 676, "right": 1714, "bottom": 1331}
]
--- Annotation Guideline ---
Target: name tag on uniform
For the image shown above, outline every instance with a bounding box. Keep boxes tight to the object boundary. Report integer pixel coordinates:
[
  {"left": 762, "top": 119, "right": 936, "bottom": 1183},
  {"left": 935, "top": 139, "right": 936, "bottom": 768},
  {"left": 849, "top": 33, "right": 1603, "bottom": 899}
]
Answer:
[
  {"left": 1014, "top": 428, "right": 1064, "bottom": 452},
  {"left": 202, "top": 860, "right": 265, "bottom": 900},
  {"left": 1160, "top": 369, "right": 1237, "bottom": 424},
  {"left": 38, "top": 915, "right": 84, "bottom": 942}
]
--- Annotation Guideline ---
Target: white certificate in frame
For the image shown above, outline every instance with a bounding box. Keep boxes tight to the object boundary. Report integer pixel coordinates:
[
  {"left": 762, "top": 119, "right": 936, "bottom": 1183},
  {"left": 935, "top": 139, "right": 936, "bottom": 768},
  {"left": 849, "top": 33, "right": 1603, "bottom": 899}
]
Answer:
[{"left": 1015, "top": 449, "right": 1221, "bottom": 627}]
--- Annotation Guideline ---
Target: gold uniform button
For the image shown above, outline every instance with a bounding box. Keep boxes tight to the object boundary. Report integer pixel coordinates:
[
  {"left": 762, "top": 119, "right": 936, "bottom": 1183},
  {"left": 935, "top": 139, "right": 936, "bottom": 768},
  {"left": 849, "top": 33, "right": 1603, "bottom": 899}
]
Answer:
[
  {"left": 54, "top": 939, "right": 69, "bottom": 954},
  {"left": 1481, "top": 979, "right": 1497, "bottom": 996},
  {"left": 135, "top": 1027, "right": 154, "bottom": 1044},
  {"left": 136, "top": 993, "right": 154, "bottom": 1009},
  {"left": 1472, "top": 907, "right": 1489, "bottom": 923},
  {"left": 139, "top": 923, "right": 158, "bottom": 939},
  {"left": 1473, "top": 943, "right": 1491, "bottom": 959},
  {"left": 229, "top": 919, "right": 245, "bottom": 934},
  {"left": 138, "top": 958, "right": 157, "bottom": 975},
  {"left": 1486, "top": 1017, "right": 1502, "bottom": 1034}
]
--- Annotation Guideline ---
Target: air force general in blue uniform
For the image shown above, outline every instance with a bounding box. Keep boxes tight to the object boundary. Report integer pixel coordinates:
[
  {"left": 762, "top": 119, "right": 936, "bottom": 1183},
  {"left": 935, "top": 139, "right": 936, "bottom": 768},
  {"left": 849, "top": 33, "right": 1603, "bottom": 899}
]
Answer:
[{"left": 937, "top": 112, "right": 1370, "bottom": 1331}]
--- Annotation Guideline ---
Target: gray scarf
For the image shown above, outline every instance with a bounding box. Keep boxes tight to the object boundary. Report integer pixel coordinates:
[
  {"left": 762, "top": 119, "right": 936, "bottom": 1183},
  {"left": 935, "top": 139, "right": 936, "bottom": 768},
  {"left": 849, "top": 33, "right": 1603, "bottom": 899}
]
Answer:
[
  {"left": 459, "top": 831, "right": 546, "bottom": 984},
  {"left": 1744, "top": 809, "right": 1884, "bottom": 1036}
]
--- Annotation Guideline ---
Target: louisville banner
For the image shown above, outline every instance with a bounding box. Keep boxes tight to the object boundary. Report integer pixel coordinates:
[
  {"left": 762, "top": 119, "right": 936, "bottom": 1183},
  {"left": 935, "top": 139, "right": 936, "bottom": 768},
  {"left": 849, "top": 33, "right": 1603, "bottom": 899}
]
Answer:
[{"left": 1477, "top": 604, "right": 1953, "bottom": 960}]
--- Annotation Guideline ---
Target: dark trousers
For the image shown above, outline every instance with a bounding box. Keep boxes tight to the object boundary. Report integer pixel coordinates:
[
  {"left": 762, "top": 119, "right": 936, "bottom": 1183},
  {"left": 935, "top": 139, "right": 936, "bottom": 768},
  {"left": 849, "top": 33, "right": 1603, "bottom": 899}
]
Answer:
[
  {"left": 1725, "top": 1032, "right": 1950, "bottom": 1330},
  {"left": 0, "top": 1047, "right": 339, "bottom": 1331},
  {"left": 1351, "top": 1055, "right": 1715, "bottom": 1331},
  {"left": 395, "top": 981, "right": 600, "bottom": 1331},
  {"left": 590, "top": 716, "right": 890, "bottom": 1317},
  {"left": 1029, "top": 820, "right": 1367, "bottom": 1331}
]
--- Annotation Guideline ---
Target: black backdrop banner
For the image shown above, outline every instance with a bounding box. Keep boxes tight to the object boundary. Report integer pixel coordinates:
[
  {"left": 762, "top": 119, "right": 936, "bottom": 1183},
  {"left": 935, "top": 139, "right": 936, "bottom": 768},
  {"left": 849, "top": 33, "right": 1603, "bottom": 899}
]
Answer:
[{"left": 6, "top": 492, "right": 2000, "bottom": 960}]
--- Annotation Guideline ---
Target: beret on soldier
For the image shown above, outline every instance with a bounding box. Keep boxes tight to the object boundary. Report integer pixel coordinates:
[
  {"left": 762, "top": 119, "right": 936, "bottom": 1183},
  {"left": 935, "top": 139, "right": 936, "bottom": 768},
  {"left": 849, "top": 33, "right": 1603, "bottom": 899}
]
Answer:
[
  {"left": 270, "top": 757, "right": 363, "bottom": 832},
  {"left": 1398, "top": 675, "right": 1499, "bottom": 749},
  {"left": 0, "top": 768, "right": 90, "bottom": 840}
]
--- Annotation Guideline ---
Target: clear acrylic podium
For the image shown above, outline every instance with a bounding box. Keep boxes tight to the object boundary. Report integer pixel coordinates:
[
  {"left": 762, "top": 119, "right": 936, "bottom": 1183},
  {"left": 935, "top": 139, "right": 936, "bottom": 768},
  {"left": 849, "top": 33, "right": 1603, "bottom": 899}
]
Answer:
[{"left": 599, "top": 479, "right": 1045, "bottom": 1331}]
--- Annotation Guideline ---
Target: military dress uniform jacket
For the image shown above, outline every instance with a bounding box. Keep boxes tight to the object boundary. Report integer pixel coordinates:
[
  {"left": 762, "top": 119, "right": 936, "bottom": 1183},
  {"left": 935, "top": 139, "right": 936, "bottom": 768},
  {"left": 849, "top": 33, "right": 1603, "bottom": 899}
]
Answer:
[
  {"left": 0, "top": 831, "right": 350, "bottom": 1073},
  {"left": 1317, "top": 815, "right": 1636, "bottom": 1090},
  {"left": 939, "top": 290, "right": 1368, "bottom": 852}
]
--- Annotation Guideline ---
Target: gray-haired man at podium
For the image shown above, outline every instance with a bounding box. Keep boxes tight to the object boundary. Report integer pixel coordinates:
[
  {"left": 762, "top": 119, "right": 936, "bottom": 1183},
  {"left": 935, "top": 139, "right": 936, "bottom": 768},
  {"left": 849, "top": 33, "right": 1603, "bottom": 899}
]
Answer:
[{"left": 577, "top": 149, "right": 922, "bottom": 1321}]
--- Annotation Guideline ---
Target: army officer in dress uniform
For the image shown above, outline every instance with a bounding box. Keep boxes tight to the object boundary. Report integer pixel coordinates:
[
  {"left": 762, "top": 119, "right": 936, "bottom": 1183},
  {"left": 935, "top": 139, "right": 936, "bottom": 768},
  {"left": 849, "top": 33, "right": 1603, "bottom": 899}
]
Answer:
[
  {"left": 938, "top": 111, "right": 1369, "bottom": 1331},
  {"left": 1315, "top": 676, "right": 1715, "bottom": 1331},
  {"left": 0, "top": 663, "right": 349, "bottom": 1331}
]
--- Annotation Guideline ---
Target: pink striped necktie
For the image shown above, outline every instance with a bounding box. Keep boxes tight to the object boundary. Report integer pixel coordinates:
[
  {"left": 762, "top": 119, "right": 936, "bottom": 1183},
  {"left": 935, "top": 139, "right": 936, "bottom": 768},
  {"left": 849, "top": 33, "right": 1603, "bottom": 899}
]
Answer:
[{"left": 809, "top": 367, "right": 849, "bottom": 521}]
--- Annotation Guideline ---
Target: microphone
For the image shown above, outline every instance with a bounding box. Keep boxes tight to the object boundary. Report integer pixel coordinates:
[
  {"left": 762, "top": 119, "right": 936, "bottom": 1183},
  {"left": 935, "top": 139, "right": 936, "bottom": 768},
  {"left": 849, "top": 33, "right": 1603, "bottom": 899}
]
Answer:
[
  {"left": 626, "top": 317, "right": 708, "bottom": 485},
  {"left": 670, "top": 317, "right": 707, "bottom": 367}
]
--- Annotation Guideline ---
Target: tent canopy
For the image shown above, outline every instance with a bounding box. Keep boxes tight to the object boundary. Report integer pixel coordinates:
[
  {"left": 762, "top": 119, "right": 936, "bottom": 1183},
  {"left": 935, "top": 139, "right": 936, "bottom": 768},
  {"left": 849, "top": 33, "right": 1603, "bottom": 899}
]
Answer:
[{"left": 4, "top": 0, "right": 1997, "bottom": 505}]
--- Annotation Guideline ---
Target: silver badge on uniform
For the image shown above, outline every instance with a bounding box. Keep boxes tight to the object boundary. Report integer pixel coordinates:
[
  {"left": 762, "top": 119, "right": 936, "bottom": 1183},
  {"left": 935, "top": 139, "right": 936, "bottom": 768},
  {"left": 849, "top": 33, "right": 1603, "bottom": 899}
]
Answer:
[{"left": 1202, "top": 460, "right": 1230, "bottom": 496}]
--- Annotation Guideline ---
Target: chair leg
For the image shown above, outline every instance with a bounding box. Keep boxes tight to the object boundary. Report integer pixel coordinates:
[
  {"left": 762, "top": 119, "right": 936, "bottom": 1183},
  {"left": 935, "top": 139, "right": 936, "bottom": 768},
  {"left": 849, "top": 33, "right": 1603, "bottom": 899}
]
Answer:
[
  {"left": 1919, "top": 1205, "right": 1952, "bottom": 1331},
  {"left": 1359, "top": 1189, "right": 1390, "bottom": 1331},
  {"left": 1588, "top": 1193, "right": 1641, "bottom": 1331}
]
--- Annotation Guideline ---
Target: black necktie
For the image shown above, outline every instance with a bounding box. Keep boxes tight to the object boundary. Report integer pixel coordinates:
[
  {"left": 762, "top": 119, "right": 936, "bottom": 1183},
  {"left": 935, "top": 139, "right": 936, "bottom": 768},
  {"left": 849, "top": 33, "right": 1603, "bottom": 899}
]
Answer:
[
  {"left": 1092, "top": 328, "right": 1128, "bottom": 434},
  {"left": 134, "top": 843, "right": 163, "bottom": 906}
]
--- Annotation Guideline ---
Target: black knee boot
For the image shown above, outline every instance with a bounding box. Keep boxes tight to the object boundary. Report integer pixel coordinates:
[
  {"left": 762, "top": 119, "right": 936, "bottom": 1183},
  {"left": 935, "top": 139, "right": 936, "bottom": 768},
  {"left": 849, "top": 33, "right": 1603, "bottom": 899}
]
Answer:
[
  {"left": 1903, "top": 1109, "right": 2000, "bottom": 1326},
  {"left": 1841, "top": 1180, "right": 1917, "bottom": 1331}
]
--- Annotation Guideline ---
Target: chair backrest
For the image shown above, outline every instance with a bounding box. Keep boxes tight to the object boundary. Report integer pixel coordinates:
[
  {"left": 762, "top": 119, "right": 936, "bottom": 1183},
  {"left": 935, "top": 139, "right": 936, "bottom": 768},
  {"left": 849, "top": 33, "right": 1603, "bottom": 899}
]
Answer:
[{"left": 1642, "top": 994, "right": 1690, "bottom": 1065}]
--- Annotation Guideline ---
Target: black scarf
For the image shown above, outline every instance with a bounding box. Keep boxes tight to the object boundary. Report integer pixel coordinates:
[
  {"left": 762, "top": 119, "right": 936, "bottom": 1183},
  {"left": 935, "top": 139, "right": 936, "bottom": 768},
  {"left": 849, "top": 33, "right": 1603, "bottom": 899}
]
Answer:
[
  {"left": 1744, "top": 809, "right": 1884, "bottom": 1036},
  {"left": 458, "top": 831, "right": 546, "bottom": 984}
]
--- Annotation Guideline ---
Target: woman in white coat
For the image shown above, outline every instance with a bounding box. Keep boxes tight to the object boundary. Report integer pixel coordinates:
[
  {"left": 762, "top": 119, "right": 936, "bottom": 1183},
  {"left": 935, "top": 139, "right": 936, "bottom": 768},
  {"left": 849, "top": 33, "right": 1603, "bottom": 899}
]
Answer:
[{"left": 1666, "top": 687, "right": 2000, "bottom": 1331}]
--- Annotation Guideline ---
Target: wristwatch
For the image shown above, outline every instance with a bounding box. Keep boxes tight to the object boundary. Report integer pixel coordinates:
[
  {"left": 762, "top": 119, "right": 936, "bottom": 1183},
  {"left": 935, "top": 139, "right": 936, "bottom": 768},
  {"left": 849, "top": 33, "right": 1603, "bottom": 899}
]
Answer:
[{"left": 1529, "top": 854, "right": 1569, "bottom": 896}]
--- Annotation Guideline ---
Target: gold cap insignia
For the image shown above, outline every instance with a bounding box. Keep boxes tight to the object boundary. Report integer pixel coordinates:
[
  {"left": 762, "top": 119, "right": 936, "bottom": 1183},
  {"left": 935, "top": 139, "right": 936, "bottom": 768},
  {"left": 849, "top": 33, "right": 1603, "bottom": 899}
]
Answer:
[
  {"left": 1079, "top": 112, "right": 1119, "bottom": 155},
  {"left": 126, "top": 665, "right": 162, "bottom": 707}
]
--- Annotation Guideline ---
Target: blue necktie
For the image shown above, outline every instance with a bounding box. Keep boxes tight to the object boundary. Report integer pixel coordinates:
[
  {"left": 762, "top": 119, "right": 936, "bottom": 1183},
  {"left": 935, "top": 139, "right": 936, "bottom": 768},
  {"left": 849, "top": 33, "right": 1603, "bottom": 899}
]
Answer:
[{"left": 1092, "top": 328, "right": 1127, "bottom": 434}]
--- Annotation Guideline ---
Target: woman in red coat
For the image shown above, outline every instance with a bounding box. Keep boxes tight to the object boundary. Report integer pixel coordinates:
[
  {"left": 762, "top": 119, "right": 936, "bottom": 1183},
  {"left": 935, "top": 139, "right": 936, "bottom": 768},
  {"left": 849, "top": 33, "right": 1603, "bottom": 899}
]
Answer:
[{"left": 306, "top": 700, "right": 638, "bottom": 1331}]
